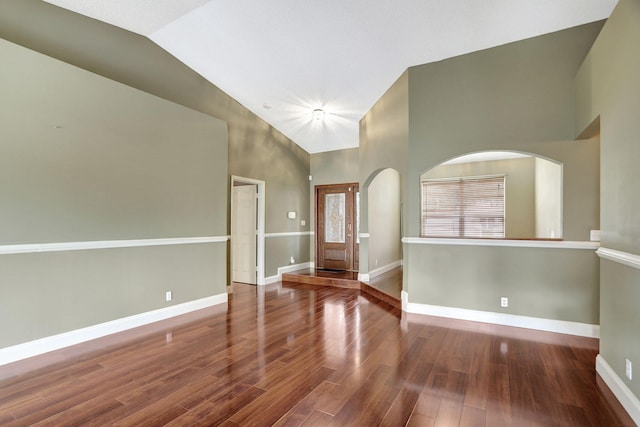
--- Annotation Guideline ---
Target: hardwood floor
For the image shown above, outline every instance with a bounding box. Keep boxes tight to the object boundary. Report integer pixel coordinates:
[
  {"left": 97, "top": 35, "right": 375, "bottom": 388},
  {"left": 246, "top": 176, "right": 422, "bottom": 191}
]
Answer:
[
  {"left": 282, "top": 267, "right": 402, "bottom": 309},
  {"left": 0, "top": 282, "right": 633, "bottom": 426}
]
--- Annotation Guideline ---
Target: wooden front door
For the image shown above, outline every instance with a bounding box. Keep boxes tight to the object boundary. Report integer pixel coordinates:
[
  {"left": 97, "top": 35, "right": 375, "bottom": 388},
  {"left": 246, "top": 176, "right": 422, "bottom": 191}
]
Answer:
[{"left": 316, "top": 183, "right": 359, "bottom": 271}]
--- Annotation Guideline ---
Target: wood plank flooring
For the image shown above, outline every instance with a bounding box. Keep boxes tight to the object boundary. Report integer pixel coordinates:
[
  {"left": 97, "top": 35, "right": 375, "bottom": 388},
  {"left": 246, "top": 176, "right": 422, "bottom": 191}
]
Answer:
[
  {"left": 0, "top": 282, "right": 634, "bottom": 426},
  {"left": 282, "top": 267, "right": 402, "bottom": 309}
]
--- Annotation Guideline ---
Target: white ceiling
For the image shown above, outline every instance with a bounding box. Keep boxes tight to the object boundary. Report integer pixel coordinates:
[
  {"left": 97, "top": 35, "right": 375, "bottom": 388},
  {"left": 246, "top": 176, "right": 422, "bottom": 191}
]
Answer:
[{"left": 44, "top": 0, "right": 617, "bottom": 154}]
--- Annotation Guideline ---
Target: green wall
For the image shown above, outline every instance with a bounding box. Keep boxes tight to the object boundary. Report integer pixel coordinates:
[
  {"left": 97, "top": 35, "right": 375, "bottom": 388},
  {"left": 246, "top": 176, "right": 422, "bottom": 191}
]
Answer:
[
  {"left": 310, "top": 148, "right": 360, "bottom": 186},
  {"left": 368, "top": 168, "right": 402, "bottom": 271},
  {"left": 0, "top": 0, "right": 312, "bottom": 347},
  {"left": 407, "top": 22, "right": 604, "bottom": 239},
  {"left": 0, "top": 38, "right": 228, "bottom": 348},
  {"left": 408, "top": 244, "right": 599, "bottom": 324},
  {"left": 535, "top": 157, "right": 563, "bottom": 239},
  {"left": 397, "top": 23, "right": 603, "bottom": 324},
  {"left": 575, "top": 0, "right": 640, "bottom": 401},
  {"left": 359, "top": 71, "right": 409, "bottom": 274},
  {"left": 0, "top": 0, "right": 311, "bottom": 279},
  {"left": 0, "top": 244, "right": 226, "bottom": 348}
]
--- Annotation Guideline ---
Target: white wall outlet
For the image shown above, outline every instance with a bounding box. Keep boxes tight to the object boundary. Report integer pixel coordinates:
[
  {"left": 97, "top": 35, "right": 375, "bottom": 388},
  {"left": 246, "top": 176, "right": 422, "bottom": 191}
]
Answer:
[
  {"left": 626, "top": 358, "right": 633, "bottom": 380},
  {"left": 165, "top": 291, "right": 172, "bottom": 302},
  {"left": 590, "top": 230, "right": 601, "bottom": 242},
  {"left": 500, "top": 297, "right": 508, "bottom": 308},
  {"left": 301, "top": 219, "right": 306, "bottom": 226},
  {"left": 290, "top": 256, "right": 295, "bottom": 264}
]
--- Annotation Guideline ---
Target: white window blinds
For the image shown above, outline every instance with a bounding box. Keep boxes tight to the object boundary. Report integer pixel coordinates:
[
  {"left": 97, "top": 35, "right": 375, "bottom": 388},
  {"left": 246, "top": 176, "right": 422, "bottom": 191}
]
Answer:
[{"left": 421, "top": 175, "right": 505, "bottom": 238}]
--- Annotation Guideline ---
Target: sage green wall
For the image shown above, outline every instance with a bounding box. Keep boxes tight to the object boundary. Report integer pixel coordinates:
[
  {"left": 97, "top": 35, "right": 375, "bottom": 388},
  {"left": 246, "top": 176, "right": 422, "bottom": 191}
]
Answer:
[
  {"left": 309, "top": 148, "right": 359, "bottom": 261},
  {"left": 407, "top": 244, "right": 599, "bottom": 324},
  {"left": 0, "top": 244, "right": 225, "bottom": 348},
  {"left": 399, "top": 23, "right": 602, "bottom": 315},
  {"left": 535, "top": 157, "right": 563, "bottom": 239},
  {"left": 422, "top": 157, "right": 537, "bottom": 238},
  {"left": 359, "top": 71, "right": 409, "bottom": 273},
  {"left": 266, "top": 236, "right": 312, "bottom": 276},
  {"left": 0, "top": 0, "right": 311, "bottom": 279},
  {"left": 368, "top": 169, "right": 402, "bottom": 270},
  {"left": 407, "top": 22, "right": 604, "bottom": 239},
  {"left": 575, "top": 0, "right": 640, "bottom": 400},
  {"left": 0, "top": 38, "right": 228, "bottom": 348},
  {"left": 310, "top": 148, "right": 360, "bottom": 186},
  {"left": 0, "top": 39, "right": 227, "bottom": 242}
]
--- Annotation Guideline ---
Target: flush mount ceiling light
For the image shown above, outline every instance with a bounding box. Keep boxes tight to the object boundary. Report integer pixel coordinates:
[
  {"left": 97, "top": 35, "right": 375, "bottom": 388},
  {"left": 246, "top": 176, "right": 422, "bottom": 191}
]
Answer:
[{"left": 312, "top": 108, "right": 325, "bottom": 121}]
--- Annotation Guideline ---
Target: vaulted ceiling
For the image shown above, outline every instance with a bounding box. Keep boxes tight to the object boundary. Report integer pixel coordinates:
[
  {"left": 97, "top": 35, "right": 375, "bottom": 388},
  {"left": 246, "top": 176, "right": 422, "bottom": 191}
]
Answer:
[{"left": 43, "top": 0, "right": 617, "bottom": 154}]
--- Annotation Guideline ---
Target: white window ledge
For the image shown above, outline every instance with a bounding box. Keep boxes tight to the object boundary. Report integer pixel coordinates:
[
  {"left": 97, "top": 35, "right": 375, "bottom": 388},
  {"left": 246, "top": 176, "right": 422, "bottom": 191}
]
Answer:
[{"left": 402, "top": 237, "right": 599, "bottom": 250}]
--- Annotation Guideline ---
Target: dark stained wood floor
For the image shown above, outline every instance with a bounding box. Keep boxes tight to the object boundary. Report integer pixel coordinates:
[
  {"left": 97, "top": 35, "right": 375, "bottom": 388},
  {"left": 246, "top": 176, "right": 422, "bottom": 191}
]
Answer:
[
  {"left": 0, "top": 282, "right": 634, "bottom": 426},
  {"left": 282, "top": 267, "right": 402, "bottom": 309}
]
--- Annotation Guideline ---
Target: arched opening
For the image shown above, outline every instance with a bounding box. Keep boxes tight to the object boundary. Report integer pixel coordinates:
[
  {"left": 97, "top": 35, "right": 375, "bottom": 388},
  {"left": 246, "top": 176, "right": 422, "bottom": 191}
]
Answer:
[
  {"left": 420, "top": 151, "right": 562, "bottom": 239},
  {"left": 361, "top": 168, "right": 403, "bottom": 298}
]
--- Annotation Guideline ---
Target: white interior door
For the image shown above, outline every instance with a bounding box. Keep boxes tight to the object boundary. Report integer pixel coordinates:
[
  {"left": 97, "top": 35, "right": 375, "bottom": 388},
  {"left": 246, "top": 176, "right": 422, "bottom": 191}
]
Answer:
[{"left": 232, "top": 184, "right": 257, "bottom": 284}]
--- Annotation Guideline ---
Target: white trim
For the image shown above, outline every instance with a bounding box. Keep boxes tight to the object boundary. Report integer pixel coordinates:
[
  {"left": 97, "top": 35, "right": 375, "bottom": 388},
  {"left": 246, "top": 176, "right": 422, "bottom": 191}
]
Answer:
[
  {"left": 401, "top": 291, "right": 408, "bottom": 312},
  {"left": 0, "top": 293, "right": 228, "bottom": 366},
  {"left": 405, "top": 302, "right": 600, "bottom": 338},
  {"left": 597, "top": 247, "right": 640, "bottom": 270},
  {"left": 402, "top": 237, "right": 599, "bottom": 250},
  {"left": 596, "top": 355, "right": 640, "bottom": 425},
  {"left": 359, "top": 233, "right": 370, "bottom": 239},
  {"left": 265, "top": 262, "right": 314, "bottom": 285},
  {"left": 367, "top": 260, "right": 402, "bottom": 280},
  {"left": 0, "top": 236, "right": 228, "bottom": 255},
  {"left": 265, "top": 231, "right": 313, "bottom": 238},
  {"left": 358, "top": 273, "right": 370, "bottom": 282}
]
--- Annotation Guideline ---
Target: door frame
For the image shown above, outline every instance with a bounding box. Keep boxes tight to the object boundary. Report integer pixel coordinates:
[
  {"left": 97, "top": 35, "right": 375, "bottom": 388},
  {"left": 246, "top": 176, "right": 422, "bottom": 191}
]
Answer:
[
  {"left": 230, "top": 175, "right": 265, "bottom": 285},
  {"left": 314, "top": 182, "right": 359, "bottom": 271}
]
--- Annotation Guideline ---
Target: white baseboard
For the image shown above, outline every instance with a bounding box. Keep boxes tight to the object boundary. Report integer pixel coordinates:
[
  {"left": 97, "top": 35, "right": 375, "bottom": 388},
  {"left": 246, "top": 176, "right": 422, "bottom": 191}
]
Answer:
[
  {"left": 358, "top": 260, "right": 402, "bottom": 283},
  {"left": 369, "top": 260, "right": 402, "bottom": 279},
  {"left": 405, "top": 302, "right": 600, "bottom": 338},
  {"left": 596, "top": 355, "right": 640, "bottom": 424},
  {"left": 265, "top": 262, "right": 314, "bottom": 285},
  {"left": 0, "top": 293, "right": 228, "bottom": 366},
  {"left": 401, "top": 291, "right": 408, "bottom": 312}
]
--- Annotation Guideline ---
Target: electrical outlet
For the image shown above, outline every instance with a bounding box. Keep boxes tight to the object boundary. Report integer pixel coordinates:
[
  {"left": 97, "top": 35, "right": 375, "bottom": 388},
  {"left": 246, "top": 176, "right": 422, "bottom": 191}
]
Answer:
[
  {"left": 290, "top": 256, "right": 295, "bottom": 264},
  {"left": 500, "top": 297, "right": 508, "bottom": 308},
  {"left": 165, "top": 291, "right": 172, "bottom": 302},
  {"left": 626, "top": 358, "right": 633, "bottom": 380}
]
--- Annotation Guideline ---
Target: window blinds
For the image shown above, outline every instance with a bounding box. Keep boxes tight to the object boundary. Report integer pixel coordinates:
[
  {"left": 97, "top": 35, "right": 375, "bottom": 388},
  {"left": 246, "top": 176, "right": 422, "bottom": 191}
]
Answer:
[{"left": 421, "top": 175, "right": 505, "bottom": 238}]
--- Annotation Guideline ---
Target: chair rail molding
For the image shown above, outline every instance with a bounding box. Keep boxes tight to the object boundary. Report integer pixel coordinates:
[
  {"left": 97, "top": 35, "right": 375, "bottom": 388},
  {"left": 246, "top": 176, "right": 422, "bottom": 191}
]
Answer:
[{"left": 0, "top": 236, "right": 229, "bottom": 255}]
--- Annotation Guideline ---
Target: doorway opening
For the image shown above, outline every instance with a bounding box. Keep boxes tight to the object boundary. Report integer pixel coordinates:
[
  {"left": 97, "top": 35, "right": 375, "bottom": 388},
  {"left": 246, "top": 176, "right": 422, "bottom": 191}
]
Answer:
[
  {"left": 315, "top": 183, "right": 359, "bottom": 271},
  {"left": 230, "top": 175, "right": 265, "bottom": 285}
]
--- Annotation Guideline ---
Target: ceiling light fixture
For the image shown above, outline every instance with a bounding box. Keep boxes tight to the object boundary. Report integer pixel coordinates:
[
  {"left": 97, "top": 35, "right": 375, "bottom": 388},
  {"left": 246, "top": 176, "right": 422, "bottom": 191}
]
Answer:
[{"left": 312, "top": 108, "right": 325, "bottom": 121}]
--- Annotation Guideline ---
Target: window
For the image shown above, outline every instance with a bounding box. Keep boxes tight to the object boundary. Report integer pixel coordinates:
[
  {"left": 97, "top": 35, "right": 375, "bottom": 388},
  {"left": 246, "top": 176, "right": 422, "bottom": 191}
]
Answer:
[{"left": 421, "top": 175, "right": 505, "bottom": 238}]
